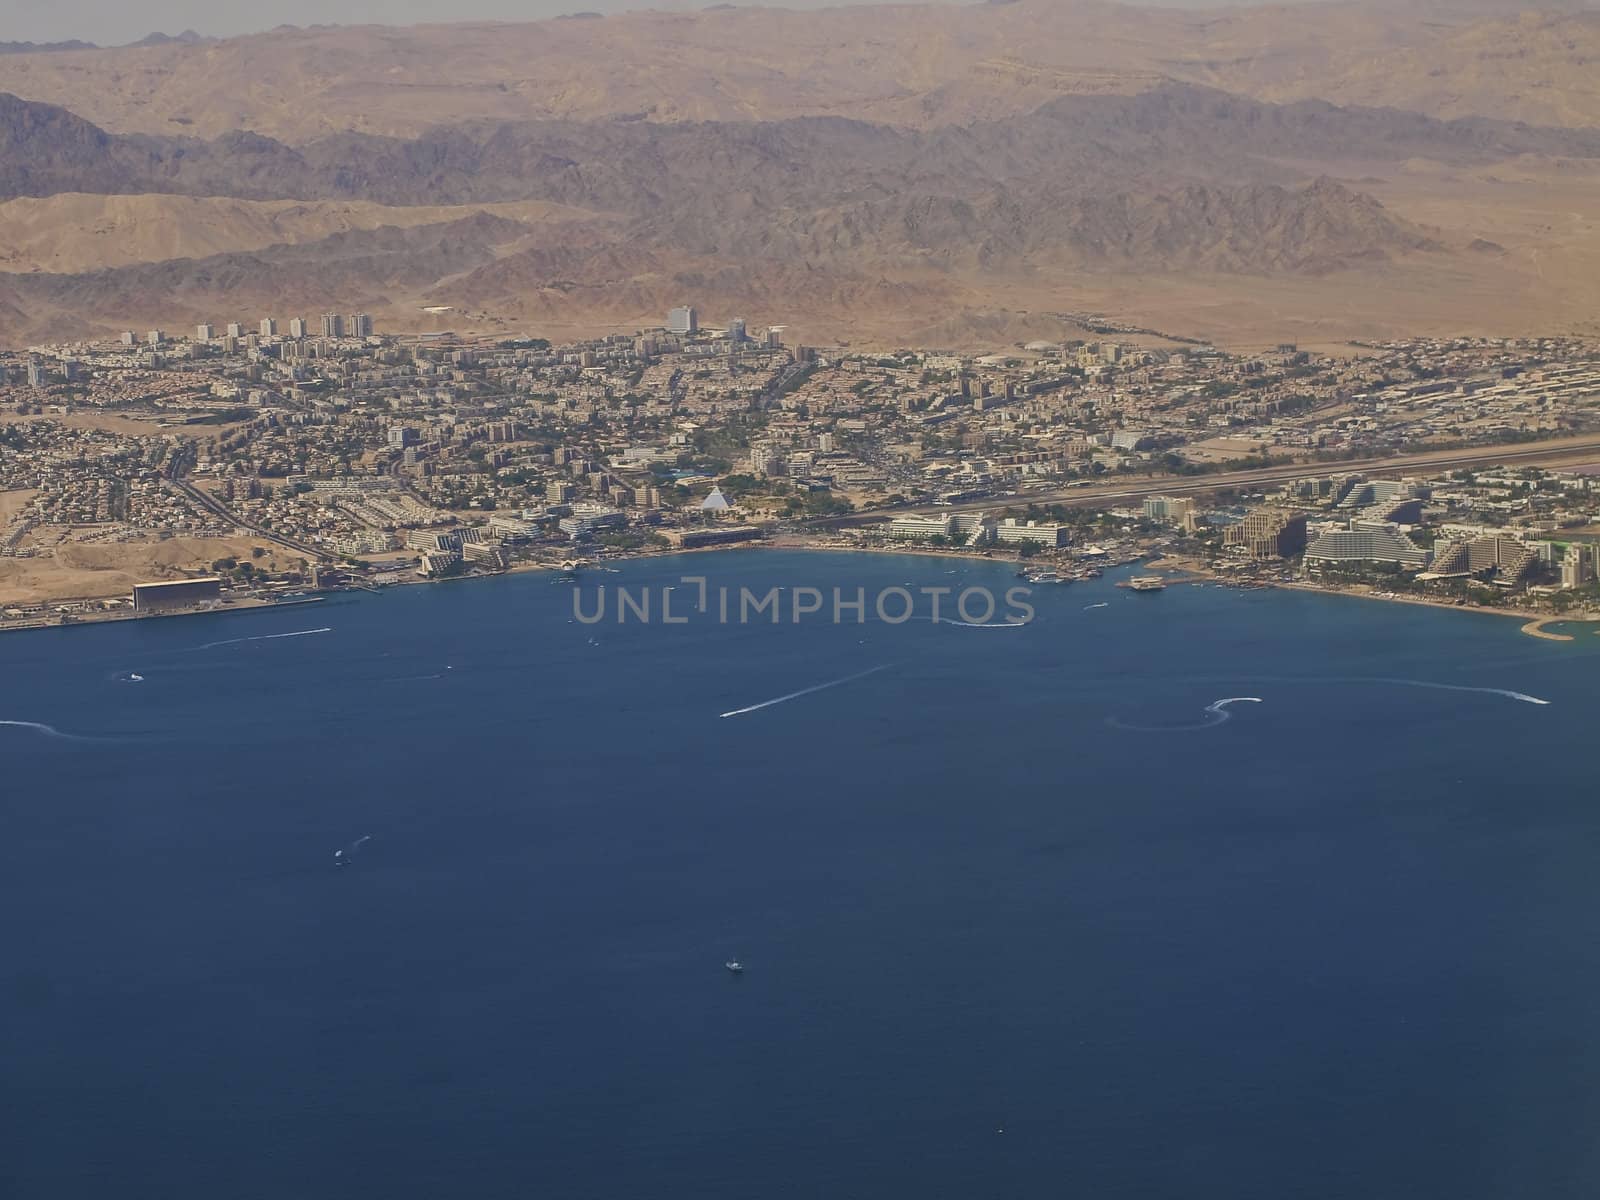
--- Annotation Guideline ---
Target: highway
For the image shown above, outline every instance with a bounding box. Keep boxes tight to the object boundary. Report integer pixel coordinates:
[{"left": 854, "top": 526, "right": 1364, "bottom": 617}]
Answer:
[
  {"left": 806, "top": 433, "right": 1600, "bottom": 529},
  {"left": 162, "top": 443, "right": 331, "bottom": 561}
]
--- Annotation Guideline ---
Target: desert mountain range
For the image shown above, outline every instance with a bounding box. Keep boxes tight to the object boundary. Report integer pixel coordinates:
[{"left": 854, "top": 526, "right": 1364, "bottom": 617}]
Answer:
[{"left": 1, "top": 0, "right": 1598, "bottom": 349}]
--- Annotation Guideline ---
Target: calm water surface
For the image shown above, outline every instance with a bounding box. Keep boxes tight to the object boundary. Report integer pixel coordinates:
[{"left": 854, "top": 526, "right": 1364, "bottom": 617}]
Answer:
[{"left": 4, "top": 551, "right": 1599, "bottom": 1198}]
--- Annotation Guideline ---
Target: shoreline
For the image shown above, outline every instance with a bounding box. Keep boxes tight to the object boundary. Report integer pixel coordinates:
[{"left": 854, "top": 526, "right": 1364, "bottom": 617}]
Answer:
[
  {"left": 1521, "top": 617, "right": 1582, "bottom": 642},
  {"left": 0, "top": 593, "right": 326, "bottom": 636},
  {"left": 1271, "top": 580, "right": 1597, "bottom": 640},
  {"left": 765, "top": 539, "right": 1020, "bottom": 567},
  {"left": 6, "top": 537, "right": 1598, "bottom": 641}
]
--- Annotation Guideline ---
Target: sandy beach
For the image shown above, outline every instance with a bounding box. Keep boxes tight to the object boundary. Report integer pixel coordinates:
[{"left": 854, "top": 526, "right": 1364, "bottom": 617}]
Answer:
[
  {"left": 1274, "top": 580, "right": 1598, "bottom": 640},
  {"left": 1520, "top": 617, "right": 1586, "bottom": 642}
]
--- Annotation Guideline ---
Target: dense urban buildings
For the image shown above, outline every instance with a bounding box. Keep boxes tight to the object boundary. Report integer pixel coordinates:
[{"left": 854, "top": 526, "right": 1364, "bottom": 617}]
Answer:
[{"left": 4, "top": 310, "right": 1600, "bottom": 625}]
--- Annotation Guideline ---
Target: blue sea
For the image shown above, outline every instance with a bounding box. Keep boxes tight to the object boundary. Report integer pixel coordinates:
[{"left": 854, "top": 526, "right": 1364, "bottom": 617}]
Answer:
[{"left": 4, "top": 550, "right": 1600, "bottom": 1199}]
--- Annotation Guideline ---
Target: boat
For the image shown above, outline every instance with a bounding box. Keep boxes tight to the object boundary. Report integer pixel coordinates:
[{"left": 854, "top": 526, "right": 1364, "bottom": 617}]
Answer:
[
  {"left": 1024, "top": 570, "right": 1061, "bottom": 585},
  {"left": 1127, "top": 575, "right": 1167, "bottom": 592},
  {"left": 725, "top": 960, "right": 744, "bottom": 974}
]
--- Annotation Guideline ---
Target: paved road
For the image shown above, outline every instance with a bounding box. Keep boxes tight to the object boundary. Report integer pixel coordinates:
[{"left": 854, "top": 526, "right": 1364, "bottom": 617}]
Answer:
[{"left": 163, "top": 444, "right": 331, "bottom": 561}]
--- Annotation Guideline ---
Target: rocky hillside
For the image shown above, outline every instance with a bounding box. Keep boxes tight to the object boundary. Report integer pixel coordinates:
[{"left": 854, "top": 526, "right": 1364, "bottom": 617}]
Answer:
[
  {"left": 5, "top": 84, "right": 1597, "bottom": 211},
  {"left": 0, "top": 41, "right": 1594, "bottom": 347}
]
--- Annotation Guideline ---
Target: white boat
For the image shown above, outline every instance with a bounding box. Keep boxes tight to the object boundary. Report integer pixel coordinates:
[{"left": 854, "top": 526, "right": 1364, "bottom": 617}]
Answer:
[{"left": 725, "top": 960, "right": 744, "bottom": 974}]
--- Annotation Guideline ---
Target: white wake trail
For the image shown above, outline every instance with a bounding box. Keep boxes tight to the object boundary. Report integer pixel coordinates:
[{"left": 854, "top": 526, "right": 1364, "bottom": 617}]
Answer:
[
  {"left": 1218, "top": 675, "right": 1552, "bottom": 708},
  {"left": 0, "top": 719, "right": 85, "bottom": 740},
  {"left": 1108, "top": 696, "right": 1264, "bottom": 732},
  {"left": 720, "top": 665, "right": 889, "bottom": 718},
  {"left": 334, "top": 834, "right": 374, "bottom": 865},
  {"left": 195, "top": 627, "right": 332, "bottom": 651},
  {"left": 1206, "top": 697, "right": 1262, "bottom": 714},
  {"left": 936, "top": 618, "right": 1029, "bottom": 629},
  {"left": 1365, "top": 678, "right": 1550, "bottom": 706}
]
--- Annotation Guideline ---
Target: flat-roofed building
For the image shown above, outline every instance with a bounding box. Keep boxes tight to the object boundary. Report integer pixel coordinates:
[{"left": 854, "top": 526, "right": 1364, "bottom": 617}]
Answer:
[
  {"left": 1143, "top": 495, "right": 1195, "bottom": 524},
  {"left": 558, "top": 504, "right": 626, "bottom": 538},
  {"left": 1560, "top": 543, "right": 1596, "bottom": 589},
  {"left": 132, "top": 577, "right": 222, "bottom": 613},
  {"left": 993, "top": 518, "right": 1069, "bottom": 547},
  {"left": 406, "top": 530, "right": 462, "bottom": 552},
  {"left": 1225, "top": 509, "right": 1307, "bottom": 559},
  {"left": 462, "top": 541, "right": 509, "bottom": 569},
  {"left": 887, "top": 515, "right": 955, "bottom": 542},
  {"left": 488, "top": 515, "right": 539, "bottom": 542},
  {"left": 667, "top": 525, "right": 764, "bottom": 549}
]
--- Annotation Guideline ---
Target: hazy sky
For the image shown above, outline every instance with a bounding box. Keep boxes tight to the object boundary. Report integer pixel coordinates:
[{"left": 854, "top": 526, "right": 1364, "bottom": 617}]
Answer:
[{"left": 8, "top": 0, "right": 1319, "bottom": 48}]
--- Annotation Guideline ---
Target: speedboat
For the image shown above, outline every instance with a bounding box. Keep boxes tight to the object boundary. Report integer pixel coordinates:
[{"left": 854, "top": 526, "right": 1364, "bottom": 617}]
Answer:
[{"left": 725, "top": 960, "right": 744, "bottom": 974}]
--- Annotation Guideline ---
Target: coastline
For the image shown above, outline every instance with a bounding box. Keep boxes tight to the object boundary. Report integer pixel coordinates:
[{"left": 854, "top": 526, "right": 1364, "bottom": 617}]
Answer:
[
  {"left": 6, "top": 535, "right": 1597, "bottom": 641},
  {"left": 1521, "top": 617, "right": 1582, "bottom": 642},
  {"left": 1272, "top": 580, "right": 1596, "bottom": 640},
  {"left": 0, "top": 593, "right": 326, "bottom": 636},
  {"left": 765, "top": 538, "right": 1019, "bottom": 568}
]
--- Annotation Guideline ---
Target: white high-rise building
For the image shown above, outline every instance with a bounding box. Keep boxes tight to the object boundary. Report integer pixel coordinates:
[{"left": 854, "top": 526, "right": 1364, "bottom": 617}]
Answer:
[
  {"left": 288, "top": 318, "right": 307, "bottom": 339},
  {"left": 666, "top": 305, "right": 698, "bottom": 335},
  {"left": 226, "top": 323, "right": 243, "bottom": 339},
  {"left": 259, "top": 318, "right": 277, "bottom": 337},
  {"left": 1143, "top": 496, "right": 1196, "bottom": 524},
  {"left": 196, "top": 323, "right": 215, "bottom": 341},
  {"left": 726, "top": 317, "right": 747, "bottom": 343},
  {"left": 750, "top": 445, "right": 784, "bottom": 478},
  {"left": 321, "top": 313, "right": 344, "bottom": 338},
  {"left": 1561, "top": 543, "right": 1595, "bottom": 590}
]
